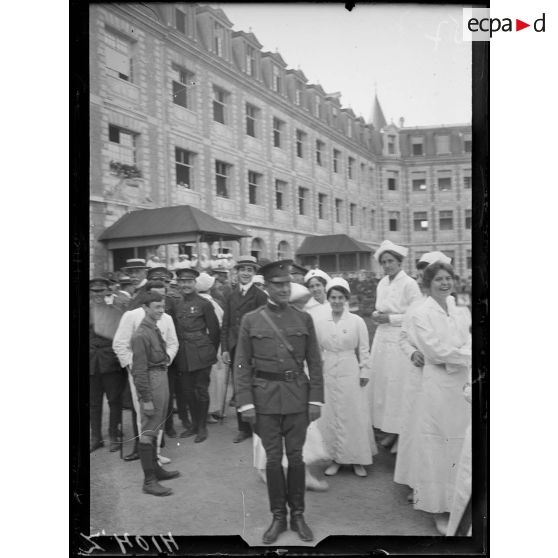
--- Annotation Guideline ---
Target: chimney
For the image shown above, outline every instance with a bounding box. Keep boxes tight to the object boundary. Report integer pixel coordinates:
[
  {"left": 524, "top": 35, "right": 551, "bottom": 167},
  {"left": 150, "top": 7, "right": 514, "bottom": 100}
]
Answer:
[{"left": 399, "top": 117, "right": 405, "bottom": 128}]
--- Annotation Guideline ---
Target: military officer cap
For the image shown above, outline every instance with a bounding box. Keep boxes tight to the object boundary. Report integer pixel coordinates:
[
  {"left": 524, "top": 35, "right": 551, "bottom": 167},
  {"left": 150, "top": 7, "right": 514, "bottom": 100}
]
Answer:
[
  {"left": 234, "top": 255, "right": 259, "bottom": 270},
  {"left": 175, "top": 267, "right": 200, "bottom": 279},
  {"left": 121, "top": 258, "right": 148, "bottom": 271},
  {"left": 90, "top": 277, "right": 110, "bottom": 291},
  {"left": 259, "top": 259, "right": 293, "bottom": 283},
  {"left": 290, "top": 262, "right": 307, "bottom": 276},
  {"left": 146, "top": 266, "right": 172, "bottom": 280}
]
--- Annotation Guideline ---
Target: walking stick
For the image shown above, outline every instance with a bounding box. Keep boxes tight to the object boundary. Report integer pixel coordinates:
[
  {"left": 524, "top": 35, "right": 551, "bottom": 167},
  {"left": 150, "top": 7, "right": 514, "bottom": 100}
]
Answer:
[{"left": 219, "top": 363, "right": 232, "bottom": 423}]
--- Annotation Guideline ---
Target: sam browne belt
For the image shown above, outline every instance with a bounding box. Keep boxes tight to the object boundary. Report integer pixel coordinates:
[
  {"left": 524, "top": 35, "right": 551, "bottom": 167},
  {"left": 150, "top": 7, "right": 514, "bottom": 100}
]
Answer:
[{"left": 256, "top": 370, "right": 302, "bottom": 382}]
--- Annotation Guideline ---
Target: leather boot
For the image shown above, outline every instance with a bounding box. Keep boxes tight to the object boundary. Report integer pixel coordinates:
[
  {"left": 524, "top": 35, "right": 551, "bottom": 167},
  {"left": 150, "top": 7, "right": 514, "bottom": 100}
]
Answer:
[
  {"left": 262, "top": 466, "right": 287, "bottom": 544},
  {"left": 288, "top": 465, "right": 314, "bottom": 542},
  {"left": 124, "top": 440, "right": 139, "bottom": 461},
  {"left": 195, "top": 399, "right": 209, "bottom": 443},
  {"left": 151, "top": 440, "right": 180, "bottom": 481},
  {"left": 139, "top": 442, "right": 172, "bottom": 497},
  {"left": 180, "top": 394, "right": 198, "bottom": 438}
]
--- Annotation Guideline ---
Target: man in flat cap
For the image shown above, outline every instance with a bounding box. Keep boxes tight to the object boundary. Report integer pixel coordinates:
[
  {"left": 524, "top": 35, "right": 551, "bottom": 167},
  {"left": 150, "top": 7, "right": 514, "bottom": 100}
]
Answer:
[
  {"left": 166, "top": 268, "right": 220, "bottom": 443},
  {"left": 234, "top": 260, "right": 324, "bottom": 544},
  {"left": 89, "top": 277, "right": 127, "bottom": 453},
  {"left": 221, "top": 255, "right": 268, "bottom": 443}
]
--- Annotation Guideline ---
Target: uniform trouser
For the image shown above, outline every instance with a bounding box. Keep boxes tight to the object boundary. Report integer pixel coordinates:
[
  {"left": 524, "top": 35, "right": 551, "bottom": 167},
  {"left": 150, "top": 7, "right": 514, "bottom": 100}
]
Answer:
[
  {"left": 90, "top": 370, "right": 127, "bottom": 441},
  {"left": 138, "top": 368, "right": 169, "bottom": 443},
  {"left": 165, "top": 366, "right": 184, "bottom": 430},
  {"left": 230, "top": 347, "right": 252, "bottom": 435},
  {"left": 180, "top": 367, "right": 211, "bottom": 431},
  {"left": 257, "top": 412, "right": 308, "bottom": 517}
]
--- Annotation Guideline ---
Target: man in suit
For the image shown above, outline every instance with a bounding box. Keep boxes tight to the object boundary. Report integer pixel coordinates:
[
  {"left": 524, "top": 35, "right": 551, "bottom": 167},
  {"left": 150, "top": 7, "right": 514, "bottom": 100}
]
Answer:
[
  {"left": 221, "top": 255, "right": 268, "bottom": 443},
  {"left": 234, "top": 260, "right": 324, "bottom": 544},
  {"left": 167, "top": 267, "right": 220, "bottom": 443}
]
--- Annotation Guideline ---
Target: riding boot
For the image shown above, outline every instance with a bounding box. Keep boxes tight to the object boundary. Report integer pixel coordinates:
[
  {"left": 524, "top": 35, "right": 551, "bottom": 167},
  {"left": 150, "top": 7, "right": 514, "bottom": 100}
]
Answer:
[
  {"left": 180, "top": 393, "right": 198, "bottom": 438},
  {"left": 287, "top": 465, "right": 314, "bottom": 542},
  {"left": 151, "top": 439, "right": 180, "bottom": 480},
  {"left": 262, "top": 466, "right": 288, "bottom": 544},
  {"left": 195, "top": 398, "right": 209, "bottom": 443},
  {"left": 139, "top": 442, "right": 172, "bottom": 496}
]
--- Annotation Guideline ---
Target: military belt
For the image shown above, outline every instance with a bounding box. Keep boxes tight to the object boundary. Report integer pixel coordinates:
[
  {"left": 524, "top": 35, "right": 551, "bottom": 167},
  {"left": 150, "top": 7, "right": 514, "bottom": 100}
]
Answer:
[{"left": 256, "top": 370, "right": 301, "bottom": 382}]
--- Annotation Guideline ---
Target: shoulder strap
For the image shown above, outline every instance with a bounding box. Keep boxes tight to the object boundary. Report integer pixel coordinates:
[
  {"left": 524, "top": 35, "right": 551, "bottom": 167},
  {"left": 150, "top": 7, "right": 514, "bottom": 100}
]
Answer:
[{"left": 260, "top": 308, "right": 302, "bottom": 366}]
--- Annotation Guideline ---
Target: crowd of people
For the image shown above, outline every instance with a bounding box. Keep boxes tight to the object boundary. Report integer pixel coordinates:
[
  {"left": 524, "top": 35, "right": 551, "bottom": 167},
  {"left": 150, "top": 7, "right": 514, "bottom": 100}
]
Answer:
[{"left": 89, "top": 241, "right": 472, "bottom": 543}]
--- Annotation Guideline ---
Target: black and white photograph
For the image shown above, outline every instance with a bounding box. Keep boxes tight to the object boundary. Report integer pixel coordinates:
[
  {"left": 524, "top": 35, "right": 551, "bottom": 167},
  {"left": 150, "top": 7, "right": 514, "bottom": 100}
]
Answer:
[{"left": 77, "top": 1, "right": 487, "bottom": 553}]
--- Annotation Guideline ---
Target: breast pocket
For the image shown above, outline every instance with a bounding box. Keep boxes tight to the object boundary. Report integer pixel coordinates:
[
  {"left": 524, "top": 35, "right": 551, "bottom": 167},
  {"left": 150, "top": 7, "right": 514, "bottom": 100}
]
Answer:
[
  {"left": 249, "top": 328, "right": 276, "bottom": 359},
  {"left": 285, "top": 326, "right": 309, "bottom": 355}
]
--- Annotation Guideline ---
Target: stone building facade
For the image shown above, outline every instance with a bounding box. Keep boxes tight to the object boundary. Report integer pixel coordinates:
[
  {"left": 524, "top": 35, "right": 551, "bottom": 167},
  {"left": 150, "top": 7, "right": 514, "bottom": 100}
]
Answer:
[{"left": 89, "top": 3, "right": 472, "bottom": 277}]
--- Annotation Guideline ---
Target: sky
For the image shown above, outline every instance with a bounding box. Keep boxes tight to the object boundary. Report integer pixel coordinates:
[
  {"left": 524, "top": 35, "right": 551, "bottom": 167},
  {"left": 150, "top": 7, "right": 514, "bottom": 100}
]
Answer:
[{"left": 210, "top": 3, "right": 472, "bottom": 127}]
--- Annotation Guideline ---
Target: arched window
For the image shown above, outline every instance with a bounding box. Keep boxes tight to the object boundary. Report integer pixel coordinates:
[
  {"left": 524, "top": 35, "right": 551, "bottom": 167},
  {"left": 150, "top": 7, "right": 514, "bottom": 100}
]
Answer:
[
  {"left": 277, "top": 240, "right": 291, "bottom": 260},
  {"left": 251, "top": 237, "right": 266, "bottom": 260}
]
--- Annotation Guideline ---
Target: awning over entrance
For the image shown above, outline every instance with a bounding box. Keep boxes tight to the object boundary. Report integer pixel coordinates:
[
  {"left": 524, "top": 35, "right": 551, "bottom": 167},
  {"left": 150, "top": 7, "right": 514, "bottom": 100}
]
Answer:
[
  {"left": 296, "top": 234, "right": 373, "bottom": 273},
  {"left": 98, "top": 205, "right": 248, "bottom": 250},
  {"left": 296, "top": 234, "right": 372, "bottom": 256}
]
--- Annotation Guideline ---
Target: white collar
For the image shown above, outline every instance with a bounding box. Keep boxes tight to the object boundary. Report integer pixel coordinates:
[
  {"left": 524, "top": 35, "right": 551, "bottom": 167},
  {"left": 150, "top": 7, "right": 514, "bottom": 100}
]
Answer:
[{"left": 239, "top": 280, "right": 254, "bottom": 293}]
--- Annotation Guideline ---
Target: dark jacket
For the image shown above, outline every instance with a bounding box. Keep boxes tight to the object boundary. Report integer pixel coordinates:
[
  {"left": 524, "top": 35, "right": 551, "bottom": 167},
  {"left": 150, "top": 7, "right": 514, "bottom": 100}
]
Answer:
[
  {"left": 89, "top": 302, "right": 124, "bottom": 376},
  {"left": 130, "top": 318, "right": 169, "bottom": 402},
  {"left": 233, "top": 302, "right": 324, "bottom": 414},
  {"left": 221, "top": 284, "right": 268, "bottom": 353},
  {"left": 167, "top": 292, "right": 220, "bottom": 373}
]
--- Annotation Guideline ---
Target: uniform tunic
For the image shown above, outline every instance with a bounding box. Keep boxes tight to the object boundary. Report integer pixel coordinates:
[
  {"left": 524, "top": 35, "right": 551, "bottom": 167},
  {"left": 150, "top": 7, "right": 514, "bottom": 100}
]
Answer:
[
  {"left": 411, "top": 296, "right": 471, "bottom": 513},
  {"left": 369, "top": 270, "right": 421, "bottom": 433},
  {"left": 314, "top": 308, "right": 377, "bottom": 465}
]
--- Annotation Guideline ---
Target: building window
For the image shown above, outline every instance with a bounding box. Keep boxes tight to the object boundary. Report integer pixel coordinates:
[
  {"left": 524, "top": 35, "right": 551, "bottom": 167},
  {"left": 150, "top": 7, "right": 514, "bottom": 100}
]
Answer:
[
  {"left": 331, "top": 107, "right": 338, "bottom": 127},
  {"left": 108, "top": 125, "right": 137, "bottom": 165},
  {"left": 413, "top": 211, "right": 429, "bottom": 231},
  {"left": 315, "top": 97, "right": 322, "bottom": 118},
  {"left": 104, "top": 28, "right": 134, "bottom": 82},
  {"left": 435, "top": 134, "right": 450, "bottom": 154},
  {"left": 438, "top": 174, "right": 452, "bottom": 191},
  {"left": 411, "top": 137, "right": 424, "bottom": 156},
  {"left": 295, "top": 83, "right": 304, "bottom": 106},
  {"left": 298, "top": 187, "right": 308, "bottom": 215},
  {"left": 335, "top": 199, "right": 343, "bottom": 223},
  {"left": 171, "top": 64, "right": 194, "bottom": 109},
  {"left": 388, "top": 211, "right": 400, "bottom": 232},
  {"left": 467, "top": 250, "right": 472, "bottom": 270},
  {"left": 349, "top": 204, "right": 356, "bottom": 226},
  {"left": 248, "top": 171, "right": 261, "bottom": 205},
  {"left": 212, "top": 86, "right": 228, "bottom": 124},
  {"left": 318, "top": 193, "right": 326, "bottom": 219},
  {"left": 439, "top": 210, "right": 454, "bottom": 230},
  {"left": 175, "top": 147, "right": 194, "bottom": 188},
  {"left": 347, "top": 120, "right": 353, "bottom": 138},
  {"left": 272, "top": 117, "right": 284, "bottom": 148},
  {"left": 463, "top": 174, "right": 472, "bottom": 189},
  {"left": 277, "top": 240, "right": 290, "bottom": 260},
  {"left": 214, "top": 21, "right": 225, "bottom": 57},
  {"left": 275, "top": 180, "right": 287, "bottom": 210},
  {"left": 272, "top": 65, "right": 282, "bottom": 93},
  {"left": 360, "top": 163, "right": 366, "bottom": 180},
  {"left": 348, "top": 157, "right": 355, "bottom": 180},
  {"left": 387, "top": 135, "right": 396, "bottom": 154},
  {"left": 246, "top": 45, "right": 256, "bottom": 76},
  {"left": 175, "top": 8, "right": 186, "bottom": 34},
  {"left": 362, "top": 207, "right": 367, "bottom": 229},
  {"left": 465, "top": 209, "right": 472, "bottom": 229},
  {"left": 370, "top": 209, "right": 375, "bottom": 230},
  {"left": 463, "top": 134, "right": 472, "bottom": 153},
  {"left": 333, "top": 149, "right": 341, "bottom": 173},
  {"left": 215, "top": 160, "right": 230, "bottom": 198},
  {"left": 412, "top": 174, "right": 427, "bottom": 192},
  {"left": 246, "top": 103, "right": 259, "bottom": 137},
  {"left": 387, "top": 170, "right": 398, "bottom": 191},
  {"left": 295, "top": 129, "right": 305, "bottom": 158},
  {"left": 316, "top": 140, "right": 324, "bottom": 166}
]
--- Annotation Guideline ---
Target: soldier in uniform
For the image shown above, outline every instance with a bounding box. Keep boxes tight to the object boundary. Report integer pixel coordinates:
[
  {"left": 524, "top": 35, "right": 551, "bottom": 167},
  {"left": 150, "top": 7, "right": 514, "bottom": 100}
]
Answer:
[
  {"left": 234, "top": 260, "right": 324, "bottom": 544},
  {"left": 290, "top": 262, "right": 308, "bottom": 285},
  {"left": 221, "top": 255, "right": 268, "bottom": 443},
  {"left": 122, "top": 258, "right": 149, "bottom": 309},
  {"left": 167, "top": 267, "right": 220, "bottom": 443},
  {"left": 89, "top": 277, "right": 127, "bottom": 453}
]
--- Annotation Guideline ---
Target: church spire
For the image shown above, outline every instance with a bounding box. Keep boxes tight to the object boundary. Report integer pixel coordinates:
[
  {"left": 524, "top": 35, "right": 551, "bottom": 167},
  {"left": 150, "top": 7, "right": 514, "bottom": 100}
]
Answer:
[{"left": 369, "top": 91, "right": 387, "bottom": 131}]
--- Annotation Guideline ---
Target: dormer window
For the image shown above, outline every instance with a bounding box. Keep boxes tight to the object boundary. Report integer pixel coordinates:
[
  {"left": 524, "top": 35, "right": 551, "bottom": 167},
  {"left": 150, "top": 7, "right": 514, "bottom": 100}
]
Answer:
[
  {"left": 347, "top": 120, "right": 353, "bottom": 138},
  {"left": 175, "top": 8, "right": 186, "bottom": 34},
  {"left": 214, "top": 21, "right": 225, "bottom": 57},
  {"left": 315, "top": 98, "right": 322, "bottom": 119},
  {"left": 246, "top": 45, "right": 256, "bottom": 76},
  {"left": 411, "top": 137, "right": 424, "bottom": 156},
  {"left": 387, "top": 135, "right": 396, "bottom": 155},
  {"left": 295, "top": 83, "right": 304, "bottom": 106},
  {"left": 331, "top": 107, "right": 338, "bottom": 127},
  {"left": 272, "top": 65, "right": 282, "bottom": 93},
  {"left": 435, "top": 134, "right": 450, "bottom": 154}
]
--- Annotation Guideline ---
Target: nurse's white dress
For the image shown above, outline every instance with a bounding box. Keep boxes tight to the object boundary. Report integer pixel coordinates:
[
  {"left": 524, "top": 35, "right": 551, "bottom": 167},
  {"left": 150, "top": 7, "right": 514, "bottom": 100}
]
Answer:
[
  {"left": 314, "top": 308, "right": 377, "bottom": 464},
  {"left": 369, "top": 270, "right": 422, "bottom": 433},
  {"left": 411, "top": 296, "right": 471, "bottom": 513}
]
